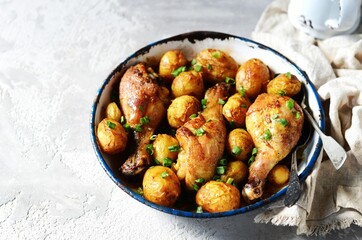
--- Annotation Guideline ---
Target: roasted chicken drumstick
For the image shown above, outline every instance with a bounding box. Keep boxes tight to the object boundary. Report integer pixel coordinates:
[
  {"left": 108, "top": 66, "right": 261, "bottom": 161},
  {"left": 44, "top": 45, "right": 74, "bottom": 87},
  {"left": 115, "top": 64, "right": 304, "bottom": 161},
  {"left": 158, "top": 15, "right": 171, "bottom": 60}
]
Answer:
[
  {"left": 243, "top": 93, "right": 304, "bottom": 201},
  {"left": 120, "top": 63, "right": 169, "bottom": 175}
]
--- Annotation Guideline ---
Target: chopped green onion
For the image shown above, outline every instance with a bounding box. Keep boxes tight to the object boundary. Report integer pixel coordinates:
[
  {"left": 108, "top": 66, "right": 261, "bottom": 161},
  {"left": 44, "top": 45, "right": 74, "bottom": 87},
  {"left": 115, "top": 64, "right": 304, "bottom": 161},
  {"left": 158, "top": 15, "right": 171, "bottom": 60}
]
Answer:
[
  {"left": 278, "top": 89, "right": 286, "bottom": 96},
  {"left": 251, "top": 147, "right": 258, "bottom": 155},
  {"left": 171, "top": 66, "right": 187, "bottom": 77},
  {"left": 137, "top": 187, "right": 143, "bottom": 195},
  {"left": 211, "top": 51, "right": 221, "bottom": 58},
  {"left": 218, "top": 158, "right": 228, "bottom": 166},
  {"left": 168, "top": 145, "right": 180, "bottom": 152},
  {"left": 225, "top": 77, "right": 235, "bottom": 85},
  {"left": 201, "top": 98, "right": 207, "bottom": 109},
  {"left": 218, "top": 98, "right": 226, "bottom": 105},
  {"left": 192, "top": 184, "right": 200, "bottom": 191},
  {"left": 160, "top": 171, "right": 169, "bottom": 178},
  {"left": 241, "top": 104, "right": 247, "bottom": 108},
  {"left": 271, "top": 114, "right": 279, "bottom": 120},
  {"left": 123, "top": 123, "right": 131, "bottom": 131},
  {"left": 140, "top": 116, "right": 150, "bottom": 125},
  {"left": 195, "top": 127, "right": 205, "bottom": 136},
  {"left": 261, "top": 129, "right": 272, "bottom": 141},
  {"left": 216, "top": 166, "right": 227, "bottom": 175},
  {"left": 139, "top": 105, "right": 145, "bottom": 112},
  {"left": 154, "top": 159, "right": 160, "bottom": 165},
  {"left": 120, "top": 116, "right": 126, "bottom": 124},
  {"left": 134, "top": 124, "right": 143, "bottom": 132},
  {"left": 226, "top": 177, "right": 234, "bottom": 184},
  {"left": 285, "top": 72, "right": 292, "bottom": 79},
  {"left": 248, "top": 155, "right": 255, "bottom": 166},
  {"left": 286, "top": 99, "right": 295, "bottom": 110},
  {"left": 150, "top": 134, "right": 157, "bottom": 140},
  {"left": 232, "top": 146, "right": 242, "bottom": 156},
  {"left": 277, "top": 118, "right": 288, "bottom": 126},
  {"left": 239, "top": 86, "right": 246, "bottom": 97},
  {"left": 213, "top": 175, "right": 221, "bottom": 180},
  {"left": 106, "top": 120, "right": 116, "bottom": 129},
  {"left": 196, "top": 206, "right": 203, "bottom": 213},
  {"left": 194, "top": 64, "right": 202, "bottom": 72},
  {"left": 195, "top": 178, "right": 205, "bottom": 184},
  {"left": 294, "top": 111, "right": 301, "bottom": 119},
  {"left": 189, "top": 113, "right": 197, "bottom": 119},
  {"left": 207, "top": 64, "right": 212, "bottom": 70},
  {"left": 162, "top": 157, "right": 173, "bottom": 167},
  {"left": 146, "top": 144, "right": 154, "bottom": 155},
  {"left": 191, "top": 59, "right": 197, "bottom": 66}
]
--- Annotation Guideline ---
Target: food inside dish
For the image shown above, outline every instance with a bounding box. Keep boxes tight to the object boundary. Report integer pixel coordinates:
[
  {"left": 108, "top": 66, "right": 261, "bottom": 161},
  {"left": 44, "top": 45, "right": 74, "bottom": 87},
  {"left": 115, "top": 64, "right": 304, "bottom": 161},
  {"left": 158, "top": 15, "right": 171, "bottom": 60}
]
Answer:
[{"left": 95, "top": 48, "right": 304, "bottom": 213}]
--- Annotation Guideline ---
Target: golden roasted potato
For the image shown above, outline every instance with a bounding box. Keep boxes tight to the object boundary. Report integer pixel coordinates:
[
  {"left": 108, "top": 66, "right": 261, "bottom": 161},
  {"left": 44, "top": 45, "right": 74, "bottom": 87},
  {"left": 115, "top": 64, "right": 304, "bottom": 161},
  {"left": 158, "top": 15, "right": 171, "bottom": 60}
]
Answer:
[
  {"left": 195, "top": 49, "right": 238, "bottom": 83},
  {"left": 167, "top": 95, "right": 201, "bottom": 128},
  {"left": 153, "top": 134, "right": 180, "bottom": 164},
  {"left": 267, "top": 72, "right": 302, "bottom": 97},
  {"left": 226, "top": 128, "right": 254, "bottom": 161},
  {"left": 142, "top": 166, "right": 181, "bottom": 207},
  {"left": 105, "top": 102, "right": 122, "bottom": 121},
  {"left": 159, "top": 50, "right": 187, "bottom": 84},
  {"left": 196, "top": 181, "right": 240, "bottom": 213},
  {"left": 171, "top": 70, "right": 204, "bottom": 99},
  {"left": 222, "top": 93, "right": 251, "bottom": 128},
  {"left": 267, "top": 164, "right": 290, "bottom": 186},
  {"left": 97, "top": 118, "right": 128, "bottom": 154},
  {"left": 235, "top": 58, "right": 270, "bottom": 99},
  {"left": 220, "top": 161, "right": 249, "bottom": 184}
]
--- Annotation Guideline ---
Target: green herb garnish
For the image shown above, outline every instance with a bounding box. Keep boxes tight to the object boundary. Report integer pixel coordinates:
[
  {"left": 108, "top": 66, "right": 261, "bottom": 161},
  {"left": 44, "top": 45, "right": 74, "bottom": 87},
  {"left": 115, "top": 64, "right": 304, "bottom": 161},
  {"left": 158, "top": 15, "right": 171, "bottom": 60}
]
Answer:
[
  {"left": 285, "top": 72, "right": 292, "bottom": 79},
  {"left": 171, "top": 66, "right": 187, "bottom": 77},
  {"left": 106, "top": 120, "right": 116, "bottom": 129},
  {"left": 261, "top": 129, "right": 272, "bottom": 141},
  {"left": 140, "top": 116, "right": 150, "bottom": 125},
  {"left": 286, "top": 98, "right": 294, "bottom": 110},
  {"left": 278, "top": 89, "right": 286, "bottom": 96},
  {"left": 150, "top": 134, "right": 157, "bottom": 140},
  {"left": 162, "top": 157, "right": 173, "bottom": 167},
  {"left": 168, "top": 145, "right": 180, "bottom": 152},
  {"left": 189, "top": 113, "right": 197, "bottom": 119},
  {"left": 239, "top": 86, "right": 246, "bottom": 97},
  {"left": 218, "top": 158, "right": 228, "bottom": 166},
  {"left": 226, "top": 177, "right": 234, "bottom": 185},
  {"left": 207, "top": 64, "right": 212, "bottom": 70},
  {"left": 216, "top": 166, "right": 227, "bottom": 175},
  {"left": 218, "top": 98, "right": 226, "bottom": 105},
  {"left": 191, "top": 59, "right": 197, "bottom": 66},
  {"left": 146, "top": 144, "right": 154, "bottom": 155},
  {"left": 192, "top": 184, "right": 200, "bottom": 191},
  {"left": 225, "top": 77, "right": 235, "bottom": 85},
  {"left": 194, "top": 64, "right": 202, "bottom": 72},
  {"left": 232, "top": 146, "right": 242, "bottom": 156},
  {"left": 277, "top": 118, "right": 288, "bottom": 126},
  {"left": 195, "top": 178, "right": 205, "bottom": 184},
  {"left": 201, "top": 98, "right": 207, "bottom": 109},
  {"left": 211, "top": 51, "right": 221, "bottom": 58},
  {"left": 195, "top": 127, "right": 205, "bottom": 136},
  {"left": 160, "top": 171, "right": 169, "bottom": 178},
  {"left": 196, "top": 206, "right": 203, "bottom": 213}
]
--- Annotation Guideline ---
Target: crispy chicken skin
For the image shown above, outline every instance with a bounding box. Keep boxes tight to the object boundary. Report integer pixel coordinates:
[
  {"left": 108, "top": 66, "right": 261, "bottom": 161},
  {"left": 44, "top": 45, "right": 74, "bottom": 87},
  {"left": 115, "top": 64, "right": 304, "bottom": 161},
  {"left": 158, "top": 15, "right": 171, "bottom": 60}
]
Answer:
[
  {"left": 120, "top": 63, "right": 169, "bottom": 175},
  {"left": 175, "top": 83, "right": 228, "bottom": 190},
  {"left": 243, "top": 93, "right": 304, "bottom": 201}
]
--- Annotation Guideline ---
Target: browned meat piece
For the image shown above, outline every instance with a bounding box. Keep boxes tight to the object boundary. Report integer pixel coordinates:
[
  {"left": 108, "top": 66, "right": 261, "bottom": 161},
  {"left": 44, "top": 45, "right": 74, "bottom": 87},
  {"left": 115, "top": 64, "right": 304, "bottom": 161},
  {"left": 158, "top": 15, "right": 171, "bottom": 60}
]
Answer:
[
  {"left": 119, "top": 63, "right": 169, "bottom": 175},
  {"left": 243, "top": 93, "right": 304, "bottom": 201}
]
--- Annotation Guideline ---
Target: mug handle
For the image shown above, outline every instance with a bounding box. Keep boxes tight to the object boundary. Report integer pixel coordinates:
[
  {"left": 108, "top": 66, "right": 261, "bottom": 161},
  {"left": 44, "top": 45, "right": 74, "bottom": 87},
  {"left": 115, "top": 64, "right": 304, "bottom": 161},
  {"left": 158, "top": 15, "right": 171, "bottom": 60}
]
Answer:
[{"left": 325, "top": 0, "right": 361, "bottom": 31}]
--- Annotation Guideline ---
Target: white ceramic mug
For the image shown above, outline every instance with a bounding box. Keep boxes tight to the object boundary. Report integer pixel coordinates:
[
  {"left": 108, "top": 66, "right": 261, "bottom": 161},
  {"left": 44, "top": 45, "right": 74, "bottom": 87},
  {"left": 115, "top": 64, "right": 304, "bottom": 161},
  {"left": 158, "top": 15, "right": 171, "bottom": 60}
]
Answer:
[{"left": 288, "top": 0, "right": 362, "bottom": 39}]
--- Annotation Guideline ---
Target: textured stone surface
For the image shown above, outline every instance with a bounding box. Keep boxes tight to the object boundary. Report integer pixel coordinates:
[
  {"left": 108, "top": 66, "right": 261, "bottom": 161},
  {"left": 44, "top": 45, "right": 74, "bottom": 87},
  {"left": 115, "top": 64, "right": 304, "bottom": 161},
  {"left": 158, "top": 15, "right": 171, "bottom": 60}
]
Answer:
[{"left": 0, "top": 0, "right": 361, "bottom": 239}]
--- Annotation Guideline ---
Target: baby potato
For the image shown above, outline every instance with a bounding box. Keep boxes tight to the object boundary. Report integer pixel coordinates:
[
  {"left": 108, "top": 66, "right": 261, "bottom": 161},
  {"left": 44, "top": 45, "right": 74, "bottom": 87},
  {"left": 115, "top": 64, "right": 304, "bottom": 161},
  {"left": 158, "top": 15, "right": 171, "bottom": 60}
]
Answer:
[
  {"left": 171, "top": 70, "right": 204, "bottom": 99},
  {"left": 267, "top": 164, "right": 290, "bottom": 186},
  {"left": 153, "top": 134, "right": 180, "bottom": 164},
  {"left": 105, "top": 102, "right": 122, "bottom": 121},
  {"left": 226, "top": 128, "right": 254, "bottom": 161},
  {"left": 159, "top": 49, "right": 187, "bottom": 84},
  {"left": 195, "top": 49, "right": 238, "bottom": 83},
  {"left": 97, "top": 118, "right": 128, "bottom": 154},
  {"left": 235, "top": 58, "right": 270, "bottom": 99},
  {"left": 222, "top": 93, "right": 251, "bottom": 128},
  {"left": 267, "top": 73, "right": 302, "bottom": 97},
  {"left": 196, "top": 181, "right": 241, "bottom": 213},
  {"left": 143, "top": 166, "right": 181, "bottom": 207},
  {"left": 167, "top": 95, "right": 201, "bottom": 128},
  {"left": 220, "top": 161, "right": 249, "bottom": 184}
]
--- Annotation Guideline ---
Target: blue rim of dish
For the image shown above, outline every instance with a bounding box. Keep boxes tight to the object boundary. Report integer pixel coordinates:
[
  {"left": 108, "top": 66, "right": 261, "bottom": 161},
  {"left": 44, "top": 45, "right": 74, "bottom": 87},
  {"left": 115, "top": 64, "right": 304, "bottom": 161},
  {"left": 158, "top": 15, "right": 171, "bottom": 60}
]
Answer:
[{"left": 90, "top": 31, "right": 325, "bottom": 218}]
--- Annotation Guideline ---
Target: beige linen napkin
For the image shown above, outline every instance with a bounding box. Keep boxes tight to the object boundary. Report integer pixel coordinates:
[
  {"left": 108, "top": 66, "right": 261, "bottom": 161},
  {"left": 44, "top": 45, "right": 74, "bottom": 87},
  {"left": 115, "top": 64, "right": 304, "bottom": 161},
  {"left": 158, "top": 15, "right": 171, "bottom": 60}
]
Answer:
[{"left": 251, "top": 0, "right": 362, "bottom": 236}]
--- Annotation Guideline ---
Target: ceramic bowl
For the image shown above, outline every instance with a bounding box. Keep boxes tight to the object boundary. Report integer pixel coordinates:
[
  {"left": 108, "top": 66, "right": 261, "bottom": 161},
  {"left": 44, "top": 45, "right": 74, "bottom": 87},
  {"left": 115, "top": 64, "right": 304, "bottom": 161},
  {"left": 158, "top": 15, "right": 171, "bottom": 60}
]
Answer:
[{"left": 90, "top": 31, "right": 324, "bottom": 218}]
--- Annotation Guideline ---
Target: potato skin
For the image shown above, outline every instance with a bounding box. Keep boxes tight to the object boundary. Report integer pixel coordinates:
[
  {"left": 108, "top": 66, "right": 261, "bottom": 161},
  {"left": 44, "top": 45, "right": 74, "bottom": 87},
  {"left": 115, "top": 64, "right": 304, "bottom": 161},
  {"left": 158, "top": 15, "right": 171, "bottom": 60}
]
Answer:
[
  {"left": 222, "top": 93, "right": 251, "bottom": 128},
  {"left": 142, "top": 166, "right": 181, "bottom": 207},
  {"left": 195, "top": 49, "right": 238, "bottom": 83},
  {"left": 167, "top": 95, "right": 201, "bottom": 128},
  {"left": 159, "top": 50, "right": 187, "bottom": 84},
  {"left": 97, "top": 118, "right": 128, "bottom": 154},
  {"left": 105, "top": 102, "right": 122, "bottom": 121},
  {"left": 267, "top": 164, "right": 290, "bottom": 186},
  {"left": 220, "top": 161, "right": 249, "bottom": 184},
  {"left": 235, "top": 58, "right": 270, "bottom": 99},
  {"left": 226, "top": 128, "right": 254, "bottom": 161},
  {"left": 267, "top": 73, "right": 302, "bottom": 97},
  {"left": 171, "top": 70, "right": 204, "bottom": 99},
  {"left": 153, "top": 134, "right": 179, "bottom": 164},
  {"left": 196, "top": 181, "right": 241, "bottom": 212}
]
